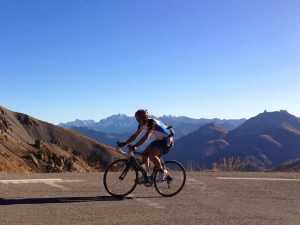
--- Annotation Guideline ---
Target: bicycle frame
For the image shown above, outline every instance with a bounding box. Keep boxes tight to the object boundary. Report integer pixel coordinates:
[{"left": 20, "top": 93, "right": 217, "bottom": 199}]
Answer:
[
  {"left": 118, "top": 149, "right": 165, "bottom": 183},
  {"left": 104, "top": 147, "right": 186, "bottom": 197}
]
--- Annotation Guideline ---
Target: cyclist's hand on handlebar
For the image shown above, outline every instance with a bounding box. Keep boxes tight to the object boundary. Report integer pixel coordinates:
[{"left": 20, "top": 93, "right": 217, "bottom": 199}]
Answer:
[
  {"left": 117, "top": 141, "right": 127, "bottom": 148},
  {"left": 128, "top": 145, "right": 137, "bottom": 152}
]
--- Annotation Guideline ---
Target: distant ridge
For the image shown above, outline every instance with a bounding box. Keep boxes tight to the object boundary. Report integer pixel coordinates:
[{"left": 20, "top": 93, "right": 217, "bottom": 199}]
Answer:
[
  {"left": 170, "top": 110, "right": 300, "bottom": 171},
  {"left": 169, "top": 123, "right": 229, "bottom": 169},
  {"left": 60, "top": 115, "right": 246, "bottom": 139}
]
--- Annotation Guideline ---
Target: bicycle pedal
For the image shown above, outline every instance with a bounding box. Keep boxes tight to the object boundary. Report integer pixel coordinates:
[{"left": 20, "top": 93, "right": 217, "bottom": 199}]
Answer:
[
  {"left": 136, "top": 176, "right": 149, "bottom": 185},
  {"left": 144, "top": 177, "right": 153, "bottom": 187}
]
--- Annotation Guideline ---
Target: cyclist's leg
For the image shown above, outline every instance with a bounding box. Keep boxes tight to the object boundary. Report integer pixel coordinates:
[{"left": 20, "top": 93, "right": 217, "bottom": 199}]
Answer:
[
  {"left": 143, "top": 142, "right": 164, "bottom": 172},
  {"left": 145, "top": 147, "right": 172, "bottom": 181},
  {"left": 150, "top": 149, "right": 163, "bottom": 171},
  {"left": 151, "top": 139, "right": 173, "bottom": 176}
]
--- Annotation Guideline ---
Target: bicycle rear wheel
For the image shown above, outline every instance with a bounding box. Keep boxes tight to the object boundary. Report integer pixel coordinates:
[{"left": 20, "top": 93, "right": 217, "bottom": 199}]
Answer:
[
  {"left": 154, "top": 160, "right": 186, "bottom": 197},
  {"left": 103, "top": 159, "right": 137, "bottom": 198}
]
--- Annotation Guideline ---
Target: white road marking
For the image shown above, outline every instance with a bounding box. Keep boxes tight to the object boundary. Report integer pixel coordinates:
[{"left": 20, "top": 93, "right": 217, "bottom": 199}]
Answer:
[
  {"left": 0, "top": 179, "right": 84, "bottom": 190},
  {"left": 0, "top": 179, "right": 63, "bottom": 184},
  {"left": 46, "top": 182, "right": 70, "bottom": 191},
  {"left": 217, "top": 177, "right": 300, "bottom": 182}
]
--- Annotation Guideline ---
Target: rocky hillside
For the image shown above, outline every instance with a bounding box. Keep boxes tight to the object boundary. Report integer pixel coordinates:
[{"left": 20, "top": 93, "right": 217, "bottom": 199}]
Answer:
[{"left": 0, "top": 106, "right": 119, "bottom": 173}]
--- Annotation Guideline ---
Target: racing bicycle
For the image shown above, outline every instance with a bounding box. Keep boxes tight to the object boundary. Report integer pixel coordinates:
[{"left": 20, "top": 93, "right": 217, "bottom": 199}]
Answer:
[{"left": 103, "top": 145, "right": 186, "bottom": 198}]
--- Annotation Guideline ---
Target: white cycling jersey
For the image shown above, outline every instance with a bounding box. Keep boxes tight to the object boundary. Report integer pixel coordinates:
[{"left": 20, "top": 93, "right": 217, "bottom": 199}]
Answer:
[{"left": 139, "top": 118, "right": 171, "bottom": 141}]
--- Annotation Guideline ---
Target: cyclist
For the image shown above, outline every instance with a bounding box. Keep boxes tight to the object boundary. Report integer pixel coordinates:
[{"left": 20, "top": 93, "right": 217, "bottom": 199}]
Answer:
[{"left": 118, "top": 109, "right": 174, "bottom": 182}]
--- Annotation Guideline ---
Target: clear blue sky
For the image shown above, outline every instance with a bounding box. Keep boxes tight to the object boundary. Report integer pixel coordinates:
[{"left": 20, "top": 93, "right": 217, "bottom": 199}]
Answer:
[{"left": 1, "top": 0, "right": 299, "bottom": 124}]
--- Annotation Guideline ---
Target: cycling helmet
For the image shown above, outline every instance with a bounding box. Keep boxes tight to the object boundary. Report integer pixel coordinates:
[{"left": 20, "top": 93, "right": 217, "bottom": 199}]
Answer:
[{"left": 135, "top": 109, "right": 149, "bottom": 122}]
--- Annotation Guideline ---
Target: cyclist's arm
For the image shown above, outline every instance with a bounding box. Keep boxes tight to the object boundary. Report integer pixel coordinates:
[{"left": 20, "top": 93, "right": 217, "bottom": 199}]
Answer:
[
  {"left": 124, "top": 126, "right": 143, "bottom": 145},
  {"left": 133, "top": 128, "right": 153, "bottom": 148},
  {"left": 133, "top": 119, "right": 155, "bottom": 148}
]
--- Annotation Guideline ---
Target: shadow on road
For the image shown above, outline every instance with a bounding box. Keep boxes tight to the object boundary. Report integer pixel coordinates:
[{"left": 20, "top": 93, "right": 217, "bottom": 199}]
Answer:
[
  {"left": 0, "top": 196, "right": 132, "bottom": 206},
  {"left": 132, "top": 196, "right": 163, "bottom": 199}
]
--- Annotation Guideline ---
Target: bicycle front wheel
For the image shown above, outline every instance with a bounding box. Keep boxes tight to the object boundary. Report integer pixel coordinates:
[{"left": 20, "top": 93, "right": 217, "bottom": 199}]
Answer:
[
  {"left": 154, "top": 160, "right": 186, "bottom": 197},
  {"left": 103, "top": 159, "right": 138, "bottom": 198}
]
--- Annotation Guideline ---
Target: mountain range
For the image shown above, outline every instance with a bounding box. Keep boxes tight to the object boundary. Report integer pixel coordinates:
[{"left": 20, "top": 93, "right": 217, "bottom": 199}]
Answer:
[
  {"left": 169, "top": 110, "right": 300, "bottom": 171},
  {"left": 60, "top": 110, "right": 300, "bottom": 171},
  {"left": 1, "top": 105, "right": 300, "bottom": 172},
  {"left": 60, "top": 115, "right": 246, "bottom": 140}
]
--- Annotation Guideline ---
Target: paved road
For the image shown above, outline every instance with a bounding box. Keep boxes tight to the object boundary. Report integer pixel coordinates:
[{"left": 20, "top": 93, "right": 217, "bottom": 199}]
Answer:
[{"left": 0, "top": 172, "right": 300, "bottom": 225}]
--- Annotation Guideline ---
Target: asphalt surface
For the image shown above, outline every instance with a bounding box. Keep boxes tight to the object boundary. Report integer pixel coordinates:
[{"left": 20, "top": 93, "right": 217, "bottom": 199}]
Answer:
[{"left": 0, "top": 172, "right": 300, "bottom": 225}]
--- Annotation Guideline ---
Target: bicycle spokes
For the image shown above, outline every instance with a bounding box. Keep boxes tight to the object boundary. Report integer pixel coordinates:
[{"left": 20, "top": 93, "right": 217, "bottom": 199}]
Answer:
[
  {"left": 103, "top": 159, "right": 137, "bottom": 197},
  {"left": 154, "top": 161, "right": 186, "bottom": 197}
]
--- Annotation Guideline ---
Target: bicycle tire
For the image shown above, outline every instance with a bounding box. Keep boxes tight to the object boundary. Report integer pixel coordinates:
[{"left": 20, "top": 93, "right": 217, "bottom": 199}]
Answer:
[
  {"left": 154, "top": 160, "right": 186, "bottom": 197},
  {"left": 103, "top": 159, "right": 138, "bottom": 198}
]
